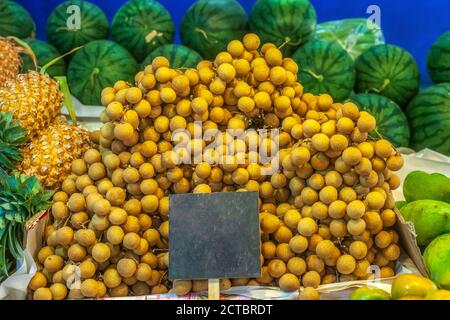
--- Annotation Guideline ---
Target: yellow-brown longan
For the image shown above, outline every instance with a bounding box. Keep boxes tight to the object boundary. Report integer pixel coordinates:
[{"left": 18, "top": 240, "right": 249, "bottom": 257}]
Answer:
[{"left": 336, "top": 254, "right": 356, "bottom": 275}]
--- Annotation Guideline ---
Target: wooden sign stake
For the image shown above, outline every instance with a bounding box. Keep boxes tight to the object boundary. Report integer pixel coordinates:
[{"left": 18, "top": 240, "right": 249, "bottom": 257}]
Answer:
[{"left": 208, "top": 279, "right": 220, "bottom": 300}]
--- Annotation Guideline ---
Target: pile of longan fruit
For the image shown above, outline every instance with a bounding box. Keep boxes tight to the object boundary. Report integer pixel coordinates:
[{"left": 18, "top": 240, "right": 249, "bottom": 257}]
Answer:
[{"left": 28, "top": 33, "right": 404, "bottom": 300}]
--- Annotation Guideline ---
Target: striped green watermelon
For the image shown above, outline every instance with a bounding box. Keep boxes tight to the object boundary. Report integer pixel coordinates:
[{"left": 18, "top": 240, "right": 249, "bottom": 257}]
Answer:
[
  {"left": 111, "top": 0, "right": 174, "bottom": 62},
  {"left": 405, "top": 83, "right": 450, "bottom": 156},
  {"left": 0, "top": 1, "right": 35, "bottom": 38},
  {"left": 428, "top": 31, "right": 450, "bottom": 84},
  {"left": 141, "top": 44, "right": 202, "bottom": 70},
  {"left": 292, "top": 39, "right": 355, "bottom": 102},
  {"left": 249, "top": 0, "right": 317, "bottom": 56},
  {"left": 351, "top": 93, "right": 410, "bottom": 147},
  {"left": 20, "top": 39, "right": 66, "bottom": 77},
  {"left": 67, "top": 40, "right": 138, "bottom": 106},
  {"left": 180, "top": 0, "right": 248, "bottom": 60},
  {"left": 46, "top": 0, "right": 109, "bottom": 55},
  {"left": 355, "top": 44, "right": 420, "bottom": 107}
]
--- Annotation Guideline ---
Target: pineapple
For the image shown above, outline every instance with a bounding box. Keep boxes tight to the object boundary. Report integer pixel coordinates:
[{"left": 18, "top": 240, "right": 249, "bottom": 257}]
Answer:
[
  {"left": 0, "top": 38, "right": 21, "bottom": 87},
  {"left": 0, "top": 71, "right": 62, "bottom": 139},
  {"left": 18, "top": 116, "right": 91, "bottom": 189}
]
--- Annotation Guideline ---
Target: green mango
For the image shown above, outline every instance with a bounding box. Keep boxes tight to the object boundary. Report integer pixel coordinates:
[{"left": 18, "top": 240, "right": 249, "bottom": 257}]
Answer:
[
  {"left": 403, "top": 171, "right": 450, "bottom": 203},
  {"left": 424, "top": 233, "right": 450, "bottom": 290},
  {"left": 400, "top": 200, "right": 450, "bottom": 246},
  {"left": 351, "top": 286, "right": 391, "bottom": 300}
]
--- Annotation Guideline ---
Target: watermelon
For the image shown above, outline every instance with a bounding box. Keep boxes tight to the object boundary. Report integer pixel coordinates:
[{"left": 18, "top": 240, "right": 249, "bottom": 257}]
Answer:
[
  {"left": 314, "top": 18, "right": 385, "bottom": 60},
  {"left": 292, "top": 39, "right": 355, "bottom": 102},
  {"left": 0, "top": 1, "right": 35, "bottom": 38},
  {"left": 180, "top": 0, "right": 248, "bottom": 60},
  {"left": 428, "top": 31, "right": 450, "bottom": 84},
  {"left": 405, "top": 83, "right": 450, "bottom": 156},
  {"left": 67, "top": 40, "right": 138, "bottom": 106},
  {"left": 355, "top": 44, "right": 420, "bottom": 107},
  {"left": 20, "top": 39, "right": 66, "bottom": 77},
  {"left": 141, "top": 44, "right": 202, "bottom": 70},
  {"left": 111, "top": 0, "right": 174, "bottom": 62},
  {"left": 351, "top": 93, "right": 410, "bottom": 147},
  {"left": 249, "top": 0, "right": 317, "bottom": 56},
  {"left": 46, "top": 0, "right": 109, "bottom": 55}
]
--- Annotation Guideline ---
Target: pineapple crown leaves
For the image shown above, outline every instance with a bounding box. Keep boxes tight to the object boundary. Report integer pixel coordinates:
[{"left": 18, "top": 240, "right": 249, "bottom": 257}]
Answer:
[
  {"left": 0, "top": 111, "right": 27, "bottom": 171},
  {"left": 7, "top": 36, "right": 38, "bottom": 71}
]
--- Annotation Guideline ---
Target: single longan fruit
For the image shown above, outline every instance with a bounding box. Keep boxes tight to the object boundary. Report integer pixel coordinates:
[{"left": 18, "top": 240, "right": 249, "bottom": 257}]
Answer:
[
  {"left": 357, "top": 112, "right": 376, "bottom": 132},
  {"left": 274, "top": 226, "right": 293, "bottom": 244},
  {"left": 106, "top": 226, "right": 125, "bottom": 245},
  {"left": 306, "top": 255, "right": 325, "bottom": 273},
  {"left": 380, "top": 266, "right": 395, "bottom": 278},
  {"left": 80, "top": 279, "right": 98, "bottom": 298},
  {"left": 56, "top": 226, "right": 74, "bottom": 246},
  {"left": 268, "top": 259, "right": 287, "bottom": 278},
  {"left": 278, "top": 273, "right": 300, "bottom": 292},
  {"left": 346, "top": 200, "right": 366, "bottom": 219},
  {"left": 227, "top": 40, "right": 245, "bottom": 57},
  {"left": 366, "top": 191, "right": 385, "bottom": 210},
  {"left": 261, "top": 214, "right": 280, "bottom": 234},
  {"left": 299, "top": 287, "right": 320, "bottom": 300},
  {"left": 336, "top": 254, "right": 356, "bottom": 274},
  {"left": 49, "top": 283, "right": 68, "bottom": 300},
  {"left": 74, "top": 229, "right": 96, "bottom": 247},
  {"left": 386, "top": 155, "right": 404, "bottom": 171},
  {"left": 52, "top": 201, "right": 69, "bottom": 221},
  {"left": 347, "top": 218, "right": 367, "bottom": 236},
  {"left": 382, "top": 244, "right": 401, "bottom": 261},
  {"left": 262, "top": 241, "right": 277, "bottom": 259},
  {"left": 375, "top": 230, "right": 394, "bottom": 249},
  {"left": 79, "top": 259, "right": 96, "bottom": 279},
  {"left": 289, "top": 235, "right": 308, "bottom": 254},
  {"left": 243, "top": 33, "right": 260, "bottom": 51},
  {"left": 29, "top": 271, "right": 47, "bottom": 291},
  {"left": 44, "top": 255, "right": 64, "bottom": 273},
  {"left": 311, "top": 202, "right": 328, "bottom": 220},
  {"left": 71, "top": 159, "right": 87, "bottom": 176},
  {"left": 117, "top": 258, "right": 137, "bottom": 278},
  {"left": 33, "top": 287, "right": 53, "bottom": 300},
  {"left": 330, "top": 219, "right": 347, "bottom": 238},
  {"left": 349, "top": 241, "right": 368, "bottom": 260},
  {"left": 302, "top": 271, "right": 321, "bottom": 288},
  {"left": 283, "top": 209, "right": 301, "bottom": 230},
  {"left": 328, "top": 200, "right": 346, "bottom": 219},
  {"left": 92, "top": 243, "right": 111, "bottom": 263},
  {"left": 68, "top": 243, "right": 86, "bottom": 262},
  {"left": 342, "top": 147, "right": 362, "bottom": 166},
  {"left": 319, "top": 186, "right": 338, "bottom": 205},
  {"left": 316, "top": 240, "right": 336, "bottom": 259},
  {"left": 275, "top": 243, "right": 294, "bottom": 262},
  {"left": 380, "top": 209, "right": 396, "bottom": 227},
  {"left": 103, "top": 268, "right": 122, "bottom": 289},
  {"left": 375, "top": 139, "right": 393, "bottom": 158},
  {"left": 297, "top": 217, "right": 318, "bottom": 236},
  {"left": 339, "top": 187, "right": 357, "bottom": 203},
  {"left": 172, "top": 280, "right": 192, "bottom": 296}
]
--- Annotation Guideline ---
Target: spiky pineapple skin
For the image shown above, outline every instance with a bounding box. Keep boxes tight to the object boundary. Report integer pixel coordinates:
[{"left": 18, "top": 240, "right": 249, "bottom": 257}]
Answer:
[
  {"left": 18, "top": 117, "right": 91, "bottom": 188},
  {"left": 0, "top": 71, "right": 62, "bottom": 139},
  {"left": 0, "top": 38, "right": 20, "bottom": 86}
]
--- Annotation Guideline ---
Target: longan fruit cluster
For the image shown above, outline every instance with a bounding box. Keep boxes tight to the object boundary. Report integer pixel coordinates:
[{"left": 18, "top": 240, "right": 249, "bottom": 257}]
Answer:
[{"left": 30, "top": 34, "right": 404, "bottom": 299}]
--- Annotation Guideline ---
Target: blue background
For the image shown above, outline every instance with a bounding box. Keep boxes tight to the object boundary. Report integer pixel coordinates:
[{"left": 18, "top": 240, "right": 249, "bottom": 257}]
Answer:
[{"left": 16, "top": 0, "right": 450, "bottom": 84}]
